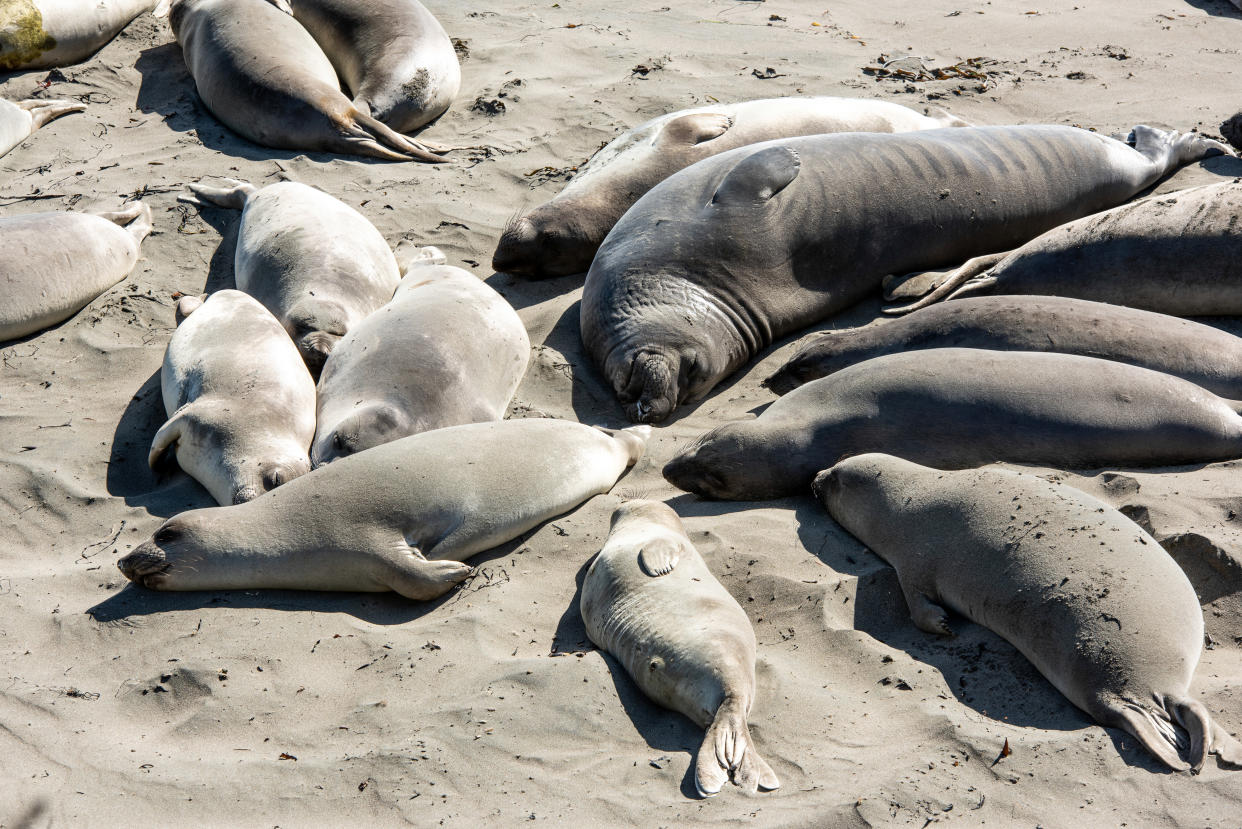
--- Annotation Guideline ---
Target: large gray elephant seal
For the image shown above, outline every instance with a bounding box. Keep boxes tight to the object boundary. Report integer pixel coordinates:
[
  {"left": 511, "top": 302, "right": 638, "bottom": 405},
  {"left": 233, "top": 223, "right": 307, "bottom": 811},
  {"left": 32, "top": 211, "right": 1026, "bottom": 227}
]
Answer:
[
  {"left": 0, "top": 0, "right": 158, "bottom": 70},
  {"left": 312, "top": 248, "right": 530, "bottom": 465},
  {"left": 492, "top": 97, "right": 967, "bottom": 278},
  {"left": 885, "top": 181, "right": 1242, "bottom": 316},
  {"left": 118, "top": 420, "right": 650, "bottom": 600},
  {"left": 0, "top": 98, "right": 84, "bottom": 159},
  {"left": 664, "top": 348, "right": 1242, "bottom": 501},
  {"left": 580, "top": 124, "right": 1231, "bottom": 424},
  {"left": 764, "top": 295, "right": 1242, "bottom": 399},
  {"left": 151, "top": 290, "right": 316, "bottom": 505},
  {"left": 268, "top": 0, "right": 459, "bottom": 133},
  {"left": 167, "top": 0, "right": 445, "bottom": 161},
  {"left": 181, "top": 178, "right": 401, "bottom": 377},
  {"left": 815, "top": 453, "right": 1242, "bottom": 773},
  {"left": 581, "top": 499, "right": 779, "bottom": 797},
  {"left": 0, "top": 202, "right": 152, "bottom": 343}
]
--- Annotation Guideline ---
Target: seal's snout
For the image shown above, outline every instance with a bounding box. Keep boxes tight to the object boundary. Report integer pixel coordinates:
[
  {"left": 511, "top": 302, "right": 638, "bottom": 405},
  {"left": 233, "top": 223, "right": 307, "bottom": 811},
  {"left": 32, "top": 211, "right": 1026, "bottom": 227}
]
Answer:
[
  {"left": 117, "top": 542, "right": 171, "bottom": 589},
  {"left": 493, "top": 216, "right": 538, "bottom": 276},
  {"left": 810, "top": 468, "right": 839, "bottom": 503},
  {"left": 298, "top": 331, "right": 340, "bottom": 377},
  {"left": 621, "top": 352, "right": 678, "bottom": 424},
  {"left": 761, "top": 364, "right": 803, "bottom": 396}
]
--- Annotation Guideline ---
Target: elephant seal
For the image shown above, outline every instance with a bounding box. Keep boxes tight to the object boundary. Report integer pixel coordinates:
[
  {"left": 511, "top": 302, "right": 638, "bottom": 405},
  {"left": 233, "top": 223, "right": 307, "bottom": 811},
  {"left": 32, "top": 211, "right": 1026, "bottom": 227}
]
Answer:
[
  {"left": 581, "top": 499, "right": 779, "bottom": 797},
  {"left": 492, "top": 97, "right": 967, "bottom": 278},
  {"left": 0, "top": 0, "right": 158, "bottom": 70},
  {"left": 0, "top": 202, "right": 152, "bottom": 343},
  {"left": 664, "top": 348, "right": 1242, "bottom": 501},
  {"left": 885, "top": 181, "right": 1242, "bottom": 316},
  {"left": 269, "top": 0, "right": 459, "bottom": 133},
  {"left": 764, "top": 295, "right": 1242, "bottom": 399},
  {"left": 815, "top": 453, "right": 1242, "bottom": 773},
  {"left": 181, "top": 178, "right": 401, "bottom": 377},
  {"left": 167, "top": 0, "right": 445, "bottom": 162},
  {"left": 312, "top": 248, "right": 530, "bottom": 465},
  {"left": 151, "top": 290, "right": 316, "bottom": 506},
  {"left": 580, "top": 124, "right": 1231, "bottom": 424},
  {"left": 118, "top": 420, "right": 650, "bottom": 600},
  {"left": 1224, "top": 112, "right": 1241, "bottom": 151},
  {"left": 0, "top": 98, "right": 84, "bottom": 159}
]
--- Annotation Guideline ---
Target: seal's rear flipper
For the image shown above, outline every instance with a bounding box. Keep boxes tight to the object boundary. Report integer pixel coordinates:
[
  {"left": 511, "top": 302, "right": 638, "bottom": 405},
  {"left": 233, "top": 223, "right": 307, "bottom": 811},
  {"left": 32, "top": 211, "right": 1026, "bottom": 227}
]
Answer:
[
  {"left": 1104, "top": 696, "right": 1191, "bottom": 772},
  {"left": 19, "top": 98, "right": 86, "bottom": 129},
  {"left": 348, "top": 111, "right": 449, "bottom": 163},
  {"left": 1170, "top": 695, "right": 1242, "bottom": 772},
  {"left": 153, "top": 0, "right": 171, "bottom": 17},
  {"left": 175, "top": 293, "right": 207, "bottom": 322},
  {"left": 148, "top": 412, "right": 185, "bottom": 472},
  {"left": 181, "top": 179, "right": 258, "bottom": 211},
  {"left": 395, "top": 242, "right": 448, "bottom": 275},
  {"left": 923, "top": 105, "right": 970, "bottom": 128},
  {"left": 695, "top": 696, "right": 779, "bottom": 797},
  {"left": 594, "top": 425, "right": 652, "bottom": 466},
  {"left": 1126, "top": 126, "right": 1235, "bottom": 183},
  {"left": 384, "top": 543, "right": 473, "bottom": 601},
  {"left": 882, "top": 251, "right": 1008, "bottom": 315}
]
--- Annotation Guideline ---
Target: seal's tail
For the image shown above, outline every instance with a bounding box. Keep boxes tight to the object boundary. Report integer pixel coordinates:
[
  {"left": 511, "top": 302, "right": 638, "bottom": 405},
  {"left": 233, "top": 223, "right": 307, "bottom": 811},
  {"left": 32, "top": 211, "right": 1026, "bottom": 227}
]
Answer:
[
  {"left": 882, "top": 251, "right": 1008, "bottom": 316},
  {"left": 180, "top": 179, "right": 258, "bottom": 211},
  {"left": 695, "top": 696, "right": 780, "bottom": 797},
  {"left": 1103, "top": 693, "right": 1242, "bottom": 773}
]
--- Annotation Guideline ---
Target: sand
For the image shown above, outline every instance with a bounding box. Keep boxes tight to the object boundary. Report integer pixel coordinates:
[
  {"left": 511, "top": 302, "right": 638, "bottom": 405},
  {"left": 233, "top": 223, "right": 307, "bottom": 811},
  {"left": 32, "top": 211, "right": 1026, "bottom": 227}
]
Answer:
[{"left": 2, "top": 0, "right": 1242, "bottom": 825}]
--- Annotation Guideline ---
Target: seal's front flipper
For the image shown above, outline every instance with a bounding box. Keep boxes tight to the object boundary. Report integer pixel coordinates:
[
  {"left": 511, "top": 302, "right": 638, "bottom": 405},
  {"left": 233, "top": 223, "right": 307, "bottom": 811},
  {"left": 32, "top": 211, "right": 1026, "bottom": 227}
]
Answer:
[
  {"left": 659, "top": 112, "right": 733, "bottom": 147},
  {"left": 385, "top": 542, "right": 473, "bottom": 601},
  {"left": 638, "top": 537, "right": 683, "bottom": 577},
  {"left": 900, "top": 581, "right": 952, "bottom": 636},
  {"left": 19, "top": 99, "right": 86, "bottom": 129},
  {"left": 695, "top": 696, "right": 779, "bottom": 797},
  {"left": 710, "top": 145, "right": 801, "bottom": 209},
  {"left": 181, "top": 179, "right": 257, "bottom": 210}
]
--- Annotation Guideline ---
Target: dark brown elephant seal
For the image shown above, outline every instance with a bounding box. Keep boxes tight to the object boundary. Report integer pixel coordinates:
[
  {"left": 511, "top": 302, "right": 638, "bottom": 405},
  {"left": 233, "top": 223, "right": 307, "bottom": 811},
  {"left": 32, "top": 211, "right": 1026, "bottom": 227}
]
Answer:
[
  {"left": 580, "top": 124, "right": 1230, "bottom": 424},
  {"left": 816, "top": 453, "right": 1242, "bottom": 773},
  {"left": 664, "top": 348, "right": 1242, "bottom": 501},
  {"left": 1223, "top": 112, "right": 1242, "bottom": 151},
  {"left": 764, "top": 295, "right": 1242, "bottom": 399}
]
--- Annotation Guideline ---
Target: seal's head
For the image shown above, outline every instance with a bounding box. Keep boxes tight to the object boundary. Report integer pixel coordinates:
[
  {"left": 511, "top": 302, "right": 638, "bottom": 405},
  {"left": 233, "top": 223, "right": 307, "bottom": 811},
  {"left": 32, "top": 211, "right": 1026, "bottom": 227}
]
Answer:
[
  {"left": 285, "top": 298, "right": 349, "bottom": 378},
  {"left": 232, "top": 456, "right": 311, "bottom": 504},
  {"left": 1222, "top": 112, "right": 1242, "bottom": 153},
  {"left": 117, "top": 510, "right": 217, "bottom": 590},
  {"left": 493, "top": 210, "right": 598, "bottom": 278},
  {"left": 311, "top": 403, "right": 410, "bottom": 466},
  {"left": 662, "top": 418, "right": 778, "bottom": 500}
]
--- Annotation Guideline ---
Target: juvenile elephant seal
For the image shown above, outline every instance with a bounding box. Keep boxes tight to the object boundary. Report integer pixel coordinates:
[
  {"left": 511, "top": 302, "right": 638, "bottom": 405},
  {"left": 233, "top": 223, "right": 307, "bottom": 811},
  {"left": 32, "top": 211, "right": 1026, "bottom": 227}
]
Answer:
[
  {"left": 0, "top": 98, "right": 84, "bottom": 159},
  {"left": 119, "top": 420, "right": 650, "bottom": 600},
  {"left": 312, "top": 248, "right": 530, "bottom": 465},
  {"left": 581, "top": 124, "right": 1230, "bottom": 423},
  {"left": 0, "top": 202, "right": 152, "bottom": 343},
  {"left": 270, "top": 0, "right": 459, "bottom": 133},
  {"left": 764, "top": 295, "right": 1242, "bottom": 399},
  {"left": 168, "top": 0, "right": 445, "bottom": 161},
  {"left": 816, "top": 453, "right": 1242, "bottom": 772},
  {"left": 182, "top": 178, "right": 401, "bottom": 377},
  {"left": 152, "top": 290, "right": 316, "bottom": 506},
  {"left": 886, "top": 181, "right": 1242, "bottom": 315},
  {"left": 0, "top": 0, "right": 158, "bottom": 70},
  {"left": 664, "top": 348, "right": 1242, "bottom": 501},
  {"left": 581, "top": 499, "right": 779, "bottom": 797},
  {"left": 1224, "top": 112, "right": 1242, "bottom": 151},
  {"left": 493, "top": 97, "right": 967, "bottom": 278}
]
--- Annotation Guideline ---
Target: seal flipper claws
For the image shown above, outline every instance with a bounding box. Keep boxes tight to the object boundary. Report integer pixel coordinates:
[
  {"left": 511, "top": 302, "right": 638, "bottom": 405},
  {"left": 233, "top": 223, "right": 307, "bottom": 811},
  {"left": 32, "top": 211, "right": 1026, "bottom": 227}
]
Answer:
[
  {"left": 1105, "top": 698, "right": 1191, "bottom": 772},
  {"left": 695, "top": 696, "right": 777, "bottom": 797},
  {"left": 903, "top": 587, "right": 952, "bottom": 636},
  {"left": 638, "top": 538, "right": 682, "bottom": 576},
  {"left": 385, "top": 544, "right": 473, "bottom": 601}
]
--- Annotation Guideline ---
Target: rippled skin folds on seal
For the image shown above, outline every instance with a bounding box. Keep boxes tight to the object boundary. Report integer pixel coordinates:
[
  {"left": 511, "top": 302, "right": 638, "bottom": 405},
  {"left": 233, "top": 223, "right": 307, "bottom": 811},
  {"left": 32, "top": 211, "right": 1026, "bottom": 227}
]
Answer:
[
  {"left": 581, "top": 124, "right": 1230, "bottom": 423},
  {"left": 0, "top": 97, "right": 83, "bottom": 159},
  {"left": 0, "top": 202, "right": 152, "bottom": 343},
  {"left": 118, "top": 420, "right": 650, "bottom": 600},
  {"left": 0, "top": 0, "right": 158, "bottom": 70},
  {"left": 581, "top": 500, "right": 779, "bottom": 797},
  {"left": 493, "top": 97, "right": 966, "bottom": 278},
  {"left": 816, "top": 453, "right": 1242, "bottom": 773},
  {"left": 765, "top": 295, "right": 1242, "bottom": 399},
  {"left": 664, "top": 348, "right": 1242, "bottom": 501}
]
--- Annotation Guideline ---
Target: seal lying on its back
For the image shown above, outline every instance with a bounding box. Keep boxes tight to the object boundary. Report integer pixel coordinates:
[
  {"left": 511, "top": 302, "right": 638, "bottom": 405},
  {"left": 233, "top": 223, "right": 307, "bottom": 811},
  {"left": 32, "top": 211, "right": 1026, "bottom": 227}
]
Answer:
[
  {"left": 270, "top": 0, "right": 459, "bottom": 133},
  {"left": 168, "top": 0, "right": 445, "bottom": 161},
  {"left": 152, "top": 290, "right": 316, "bottom": 505},
  {"left": 119, "top": 420, "right": 650, "bottom": 600},
  {"left": 764, "top": 295, "right": 1242, "bottom": 399},
  {"left": 580, "top": 124, "right": 1230, "bottom": 424},
  {"left": 581, "top": 500, "right": 779, "bottom": 797},
  {"left": 886, "top": 181, "right": 1242, "bottom": 315},
  {"left": 493, "top": 97, "right": 966, "bottom": 278},
  {"left": 182, "top": 179, "right": 401, "bottom": 377},
  {"left": 0, "top": 0, "right": 158, "bottom": 70},
  {"left": 816, "top": 453, "right": 1242, "bottom": 772},
  {"left": 0, "top": 98, "right": 83, "bottom": 159},
  {"left": 0, "top": 202, "right": 152, "bottom": 343},
  {"left": 664, "top": 348, "right": 1242, "bottom": 501},
  {"left": 312, "top": 248, "right": 530, "bottom": 465}
]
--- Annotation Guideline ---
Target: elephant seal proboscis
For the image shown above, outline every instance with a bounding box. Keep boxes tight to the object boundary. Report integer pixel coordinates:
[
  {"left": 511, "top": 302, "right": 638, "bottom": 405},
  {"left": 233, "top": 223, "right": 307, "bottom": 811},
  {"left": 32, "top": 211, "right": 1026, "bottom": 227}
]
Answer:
[
  {"left": 764, "top": 295, "right": 1242, "bottom": 399},
  {"left": 815, "top": 453, "right": 1242, "bottom": 773},
  {"left": 312, "top": 247, "right": 530, "bottom": 465},
  {"left": 167, "top": 0, "right": 445, "bottom": 161},
  {"left": 0, "top": 98, "right": 84, "bottom": 159},
  {"left": 0, "top": 0, "right": 158, "bottom": 70},
  {"left": 181, "top": 178, "right": 401, "bottom": 377},
  {"left": 492, "top": 97, "right": 967, "bottom": 278},
  {"left": 267, "top": 0, "right": 459, "bottom": 133},
  {"left": 0, "top": 202, "right": 152, "bottom": 343},
  {"left": 664, "top": 348, "right": 1242, "bottom": 501},
  {"left": 118, "top": 420, "right": 650, "bottom": 600},
  {"left": 151, "top": 290, "right": 316, "bottom": 505},
  {"left": 581, "top": 499, "right": 780, "bottom": 797},
  {"left": 885, "top": 180, "right": 1242, "bottom": 316},
  {"left": 580, "top": 124, "right": 1231, "bottom": 424}
]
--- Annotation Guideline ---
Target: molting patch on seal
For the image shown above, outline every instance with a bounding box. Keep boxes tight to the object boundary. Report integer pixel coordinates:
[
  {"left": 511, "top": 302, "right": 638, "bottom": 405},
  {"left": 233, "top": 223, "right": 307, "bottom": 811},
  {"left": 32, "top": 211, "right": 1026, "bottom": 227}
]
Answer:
[
  {"left": 0, "top": 1, "right": 57, "bottom": 70},
  {"left": 399, "top": 68, "right": 431, "bottom": 108}
]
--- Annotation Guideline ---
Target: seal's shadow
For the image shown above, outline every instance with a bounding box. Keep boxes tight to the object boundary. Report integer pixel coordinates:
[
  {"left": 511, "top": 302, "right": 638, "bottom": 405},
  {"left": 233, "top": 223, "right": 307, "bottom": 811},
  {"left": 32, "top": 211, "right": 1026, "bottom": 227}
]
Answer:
[
  {"left": 185, "top": 203, "right": 240, "bottom": 293},
  {"left": 1183, "top": 0, "right": 1242, "bottom": 17}
]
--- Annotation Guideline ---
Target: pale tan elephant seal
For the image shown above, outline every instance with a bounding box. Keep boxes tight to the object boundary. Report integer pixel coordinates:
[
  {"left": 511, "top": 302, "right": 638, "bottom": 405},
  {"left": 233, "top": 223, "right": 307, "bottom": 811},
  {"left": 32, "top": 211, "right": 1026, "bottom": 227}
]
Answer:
[
  {"left": 181, "top": 178, "right": 401, "bottom": 377},
  {"left": 581, "top": 499, "right": 779, "bottom": 797},
  {"left": 118, "top": 420, "right": 650, "bottom": 600},
  {"left": 0, "top": 0, "right": 160, "bottom": 70},
  {"left": 151, "top": 290, "right": 316, "bottom": 506},
  {"left": 0, "top": 202, "right": 152, "bottom": 343},
  {"left": 312, "top": 247, "right": 530, "bottom": 466},
  {"left": 0, "top": 98, "right": 84, "bottom": 159},
  {"left": 815, "top": 453, "right": 1242, "bottom": 773}
]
